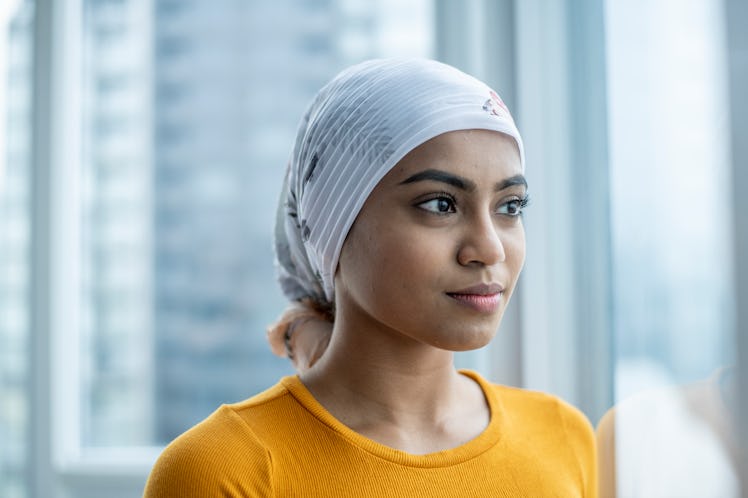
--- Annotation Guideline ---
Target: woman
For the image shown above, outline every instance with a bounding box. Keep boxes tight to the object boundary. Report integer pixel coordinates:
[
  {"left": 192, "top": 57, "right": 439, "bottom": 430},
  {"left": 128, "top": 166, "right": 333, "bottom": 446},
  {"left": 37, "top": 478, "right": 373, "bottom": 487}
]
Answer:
[{"left": 144, "top": 58, "right": 597, "bottom": 497}]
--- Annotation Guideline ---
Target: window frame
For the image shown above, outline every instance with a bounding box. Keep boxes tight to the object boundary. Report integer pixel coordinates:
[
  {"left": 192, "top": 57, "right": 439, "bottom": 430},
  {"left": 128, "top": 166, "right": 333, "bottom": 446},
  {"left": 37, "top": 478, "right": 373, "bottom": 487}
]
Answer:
[
  {"left": 29, "top": 0, "right": 158, "bottom": 496},
  {"left": 725, "top": 0, "right": 748, "bottom": 491},
  {"left": 29, "top": 0, "right": 616, "bottom": 495},
  {"left": 27, "top": 0, "right": 618, "bottom": 495},
  {"left": 24, "top": 0, "right": 747, "bottom": 495}
]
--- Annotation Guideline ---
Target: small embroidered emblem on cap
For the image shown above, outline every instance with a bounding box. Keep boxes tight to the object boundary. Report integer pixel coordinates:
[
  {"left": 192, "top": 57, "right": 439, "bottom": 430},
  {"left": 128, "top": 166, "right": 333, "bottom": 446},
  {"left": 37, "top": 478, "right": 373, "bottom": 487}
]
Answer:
[{"left": 482, "top": 90, "right": 510, "bottom": 118}]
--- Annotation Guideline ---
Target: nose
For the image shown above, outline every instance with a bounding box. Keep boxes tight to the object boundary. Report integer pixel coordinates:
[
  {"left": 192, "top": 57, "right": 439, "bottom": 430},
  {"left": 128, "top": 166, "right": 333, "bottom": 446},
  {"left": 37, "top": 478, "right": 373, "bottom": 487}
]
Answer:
[{"left": 456, "top": 213, "right": 506, "bottom": 267}]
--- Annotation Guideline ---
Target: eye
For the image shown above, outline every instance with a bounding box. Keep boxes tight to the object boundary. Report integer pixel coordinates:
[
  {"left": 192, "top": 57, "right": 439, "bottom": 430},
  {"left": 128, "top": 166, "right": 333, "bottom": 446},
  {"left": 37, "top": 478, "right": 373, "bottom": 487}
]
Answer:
[
  {"left": 497, "top": 196, "right": 529, "bottom": 217},
  {"left": 418, "top": 195, "right": 456, "bottom": 214}
]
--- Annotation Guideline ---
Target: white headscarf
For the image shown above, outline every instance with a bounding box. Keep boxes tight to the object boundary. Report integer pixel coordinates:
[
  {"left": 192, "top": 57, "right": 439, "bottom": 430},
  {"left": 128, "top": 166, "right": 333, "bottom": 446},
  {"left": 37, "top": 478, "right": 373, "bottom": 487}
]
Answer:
[{"left": 275, "top": 58, "right": 524, "bottom": 307}]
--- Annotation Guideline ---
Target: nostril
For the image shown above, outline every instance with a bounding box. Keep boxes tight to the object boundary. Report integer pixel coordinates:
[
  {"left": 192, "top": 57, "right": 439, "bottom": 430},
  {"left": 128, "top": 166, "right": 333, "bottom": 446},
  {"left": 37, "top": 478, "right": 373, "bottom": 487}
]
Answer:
[{"left": 456, "top": 225, "right": 506, "bottom": 267}]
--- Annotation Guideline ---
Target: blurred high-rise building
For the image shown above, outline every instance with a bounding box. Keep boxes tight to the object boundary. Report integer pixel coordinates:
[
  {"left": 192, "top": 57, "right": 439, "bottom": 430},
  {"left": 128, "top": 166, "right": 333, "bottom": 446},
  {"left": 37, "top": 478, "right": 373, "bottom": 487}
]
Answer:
[
  {"left": 80, "top": 0, "right": 154, "bottom": 446},
  {"left": 0, "top": 1, "right": 32, "bottom": 496},
  {"left": 149, "top": 0, "right": 388, "bottom": 443},
  {"left": 0, "top": 0, "right": 430, "bottom": 467},
  {"left": 77, "top": 0, "right": 433, "bottom": 445}
]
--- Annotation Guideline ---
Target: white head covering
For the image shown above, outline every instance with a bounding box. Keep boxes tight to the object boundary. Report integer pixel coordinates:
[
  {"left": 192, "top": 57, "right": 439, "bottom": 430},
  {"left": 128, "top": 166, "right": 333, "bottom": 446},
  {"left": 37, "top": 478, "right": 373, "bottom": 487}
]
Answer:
[{"left": 275, "top": 58, "right": 524, "bottom": 306}]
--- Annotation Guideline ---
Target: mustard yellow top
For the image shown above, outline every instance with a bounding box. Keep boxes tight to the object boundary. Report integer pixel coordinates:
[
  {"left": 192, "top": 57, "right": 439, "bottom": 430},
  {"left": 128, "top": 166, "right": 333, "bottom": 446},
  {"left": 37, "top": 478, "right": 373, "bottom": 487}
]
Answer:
[{"left": 144, "top": 371, "right": 597, "bottom": 497}]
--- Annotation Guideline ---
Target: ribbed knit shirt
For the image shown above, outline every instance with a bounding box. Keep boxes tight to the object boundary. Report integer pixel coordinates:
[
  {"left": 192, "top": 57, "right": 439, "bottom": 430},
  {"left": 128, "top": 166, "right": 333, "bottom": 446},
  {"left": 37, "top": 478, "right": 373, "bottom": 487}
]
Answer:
[{"left": 144, "top": 370, "right": 597, "bottom": 497}]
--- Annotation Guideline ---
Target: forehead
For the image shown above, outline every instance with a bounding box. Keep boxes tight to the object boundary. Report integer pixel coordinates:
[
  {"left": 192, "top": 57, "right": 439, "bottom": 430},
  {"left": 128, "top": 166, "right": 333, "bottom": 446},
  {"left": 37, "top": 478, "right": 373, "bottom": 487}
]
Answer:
[{"left": 382, "top": 129, "right": 523, "bottom": 186}]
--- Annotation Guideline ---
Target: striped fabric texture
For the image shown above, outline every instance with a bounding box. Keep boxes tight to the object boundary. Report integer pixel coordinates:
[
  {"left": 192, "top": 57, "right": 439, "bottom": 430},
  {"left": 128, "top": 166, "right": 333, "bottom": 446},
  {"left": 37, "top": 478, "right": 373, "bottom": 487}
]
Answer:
[{"left": 275, "top": 58, "right": 525, "bottom": 303}]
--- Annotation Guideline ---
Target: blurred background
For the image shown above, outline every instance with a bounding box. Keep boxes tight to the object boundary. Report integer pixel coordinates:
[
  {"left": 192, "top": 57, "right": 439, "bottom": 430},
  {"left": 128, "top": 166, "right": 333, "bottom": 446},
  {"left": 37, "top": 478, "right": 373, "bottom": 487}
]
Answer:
[{"left": 0, "top": 0, "right": 745, "bottom": 497}]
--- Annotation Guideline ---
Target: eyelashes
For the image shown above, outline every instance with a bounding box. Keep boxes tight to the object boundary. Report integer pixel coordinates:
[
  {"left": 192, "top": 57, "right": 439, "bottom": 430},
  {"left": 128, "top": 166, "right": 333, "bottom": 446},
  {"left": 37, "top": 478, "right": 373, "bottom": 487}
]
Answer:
[
  {"left": 416, "top": 192, "right": 457, "bottom": 214},
  {"left": 502, "top": 194, "right": 531, "bottom": 216},
  {"left": 416, "top": 192, "right": 531, "bottom": 217}
]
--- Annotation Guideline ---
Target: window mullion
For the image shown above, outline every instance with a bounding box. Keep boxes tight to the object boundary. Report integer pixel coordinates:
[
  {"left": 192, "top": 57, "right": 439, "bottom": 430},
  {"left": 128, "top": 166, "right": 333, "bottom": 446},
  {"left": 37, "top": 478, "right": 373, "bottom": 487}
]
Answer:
[
  {"left": 30, "top": 0, "right": 88, "bottom": 495},
  {"left": 725, "top": 0, "right": 748, "bottom": 491},
  {"left": 29, "top": 0, "right": 56, "bottom": 494},
  {"left": 566, "top": 0, "right": 614, "bottom": 425}
]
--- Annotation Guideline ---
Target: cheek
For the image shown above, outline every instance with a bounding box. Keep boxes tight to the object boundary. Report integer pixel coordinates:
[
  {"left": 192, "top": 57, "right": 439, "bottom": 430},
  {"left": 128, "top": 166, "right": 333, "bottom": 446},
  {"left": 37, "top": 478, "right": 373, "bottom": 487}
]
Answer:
[
  {"left": 359, "top": 229, "right": 438, "bottom": 286},
  {"left": 504, "top": 226, "right": 526, "bottom": 282},
  {"left": 337, "top": 220, "right": 392, "bottom": 299},
  {"left": 338, "top": 220, "right": 446, "bottom": 305}
]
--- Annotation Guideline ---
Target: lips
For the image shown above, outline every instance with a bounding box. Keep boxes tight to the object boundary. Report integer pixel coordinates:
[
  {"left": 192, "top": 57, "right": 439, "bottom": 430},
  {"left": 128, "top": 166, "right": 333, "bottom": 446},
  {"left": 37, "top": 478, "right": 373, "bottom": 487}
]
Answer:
[{"left": 446, "top": 283, "right": 504, "bottom": 313}]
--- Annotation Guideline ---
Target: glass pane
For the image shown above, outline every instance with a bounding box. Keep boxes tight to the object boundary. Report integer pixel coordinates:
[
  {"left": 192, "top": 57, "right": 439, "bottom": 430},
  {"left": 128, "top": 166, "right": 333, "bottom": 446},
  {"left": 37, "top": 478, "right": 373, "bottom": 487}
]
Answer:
[
  {"left": 605, "top": 0, "right": 737, "bottom": 495},
  {"left": 79, "top": 0, "right": 433, "bottom": 447},
  {"left": 0, "top": 1, "right": 33, "bottom": 496},
  {"left": 79, "top": 0, "right": 155, "bottom": 447}
]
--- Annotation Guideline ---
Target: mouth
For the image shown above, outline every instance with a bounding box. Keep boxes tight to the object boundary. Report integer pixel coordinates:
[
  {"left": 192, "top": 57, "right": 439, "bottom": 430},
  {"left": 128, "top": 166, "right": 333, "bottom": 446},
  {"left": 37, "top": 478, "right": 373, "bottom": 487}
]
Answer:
[{"left": 446, "top": 283, "right": 505, "bottom": 314}]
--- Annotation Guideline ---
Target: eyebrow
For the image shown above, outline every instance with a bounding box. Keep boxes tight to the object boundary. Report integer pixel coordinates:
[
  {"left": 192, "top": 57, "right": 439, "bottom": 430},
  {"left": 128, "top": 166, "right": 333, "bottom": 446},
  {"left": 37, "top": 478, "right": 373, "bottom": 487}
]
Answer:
[
  {"left": 399, "top": 168, "right": 527, "bottom": 193},
  {"left": 496, "top": 175, "right": 528, "bottom": 191},
  {"left": 399, "top": 169, "right": 475, "bottom": 191}
]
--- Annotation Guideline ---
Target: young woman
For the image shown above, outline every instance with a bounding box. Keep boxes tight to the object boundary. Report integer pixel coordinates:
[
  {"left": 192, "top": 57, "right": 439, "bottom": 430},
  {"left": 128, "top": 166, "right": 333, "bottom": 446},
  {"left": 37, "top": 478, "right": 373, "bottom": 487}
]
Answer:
[{"left": 144, "top": 58, "right": 597, "bottom": 497}]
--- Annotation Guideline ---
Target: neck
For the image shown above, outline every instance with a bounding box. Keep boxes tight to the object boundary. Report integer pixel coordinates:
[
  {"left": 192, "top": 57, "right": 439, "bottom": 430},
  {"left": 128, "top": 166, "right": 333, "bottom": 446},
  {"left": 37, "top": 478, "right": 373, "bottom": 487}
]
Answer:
[
  {"left": 299, "top": 307, "right": 489, "bottom": 453},
  {"left": 304, "top": 310, "right": 455, "bottom": 410}
]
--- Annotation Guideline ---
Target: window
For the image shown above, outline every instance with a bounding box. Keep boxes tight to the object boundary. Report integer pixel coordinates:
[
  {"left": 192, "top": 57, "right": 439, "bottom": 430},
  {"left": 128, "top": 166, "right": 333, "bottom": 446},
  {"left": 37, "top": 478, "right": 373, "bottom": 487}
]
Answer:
[
  {"left": 607, "top": 0, "right": 732, "bottom": 395},
  {"left": 0, "top": 2, "right": 33, "bottom": 497},
  {"left": 14, "top": 1, "right": 433, "bottom": 496},
  {"left": 78, "top": 0, "right": 434, "bottom": 451},
  {"left": 9, "top": 1, "right": 747, "bottom": 496},
  {"left": 604, "top": 0, "right": 738, "bottom": 494}
]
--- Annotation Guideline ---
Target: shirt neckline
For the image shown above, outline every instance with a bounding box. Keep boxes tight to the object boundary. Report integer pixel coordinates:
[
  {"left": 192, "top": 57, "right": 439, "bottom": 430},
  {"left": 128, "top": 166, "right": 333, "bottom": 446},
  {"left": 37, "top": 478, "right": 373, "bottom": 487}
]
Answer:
[{"left": 280, "top": 369, "right": 505, "bottom": 468}]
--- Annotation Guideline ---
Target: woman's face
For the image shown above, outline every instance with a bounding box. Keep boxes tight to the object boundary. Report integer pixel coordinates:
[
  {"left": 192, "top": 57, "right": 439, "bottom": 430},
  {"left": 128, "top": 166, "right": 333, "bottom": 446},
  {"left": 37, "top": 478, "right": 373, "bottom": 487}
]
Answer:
[{"left": 335, "top": 129, "right": 526, "bottom": 352}]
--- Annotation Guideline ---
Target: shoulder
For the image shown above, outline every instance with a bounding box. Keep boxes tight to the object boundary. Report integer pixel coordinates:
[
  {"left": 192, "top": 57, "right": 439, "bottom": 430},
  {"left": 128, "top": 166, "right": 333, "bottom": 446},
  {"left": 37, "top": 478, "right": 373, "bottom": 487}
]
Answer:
[
  {"left": 490, "top": 383, "right": 594, "bottom": 434},
  {"left": 469, "top": 371, "right": 596, "bottom": 454},
  {"left": 487, "top": 382, "right": 598, "bottom": 496},
  {"left": 144, "top": 381, "right": 296, "bottom": 498}
]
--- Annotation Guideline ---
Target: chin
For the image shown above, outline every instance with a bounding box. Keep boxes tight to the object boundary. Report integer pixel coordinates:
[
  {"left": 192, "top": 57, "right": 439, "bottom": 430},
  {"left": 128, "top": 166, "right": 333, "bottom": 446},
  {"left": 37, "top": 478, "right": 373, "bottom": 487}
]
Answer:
[{"left": 431, "top": 329, "right": 497, "bottom": 352}]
